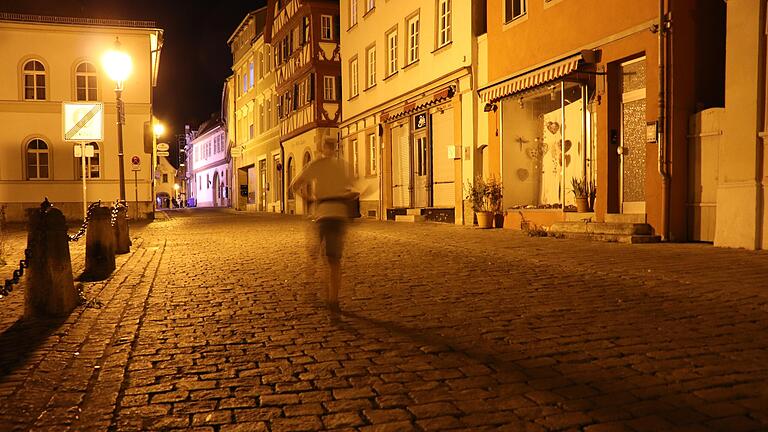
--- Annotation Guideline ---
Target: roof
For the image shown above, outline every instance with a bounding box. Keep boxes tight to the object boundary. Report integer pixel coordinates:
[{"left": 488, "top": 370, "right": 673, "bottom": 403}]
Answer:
[
  {"left": 195, "top": 114, "right": 224, "bottom": 137},
  {"left": 0, "top": 12, "right": 158, "bottom": 29}
]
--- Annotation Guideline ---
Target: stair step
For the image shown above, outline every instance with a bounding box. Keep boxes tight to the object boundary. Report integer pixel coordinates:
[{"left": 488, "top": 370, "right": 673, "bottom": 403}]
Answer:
[
  {"left": 406, "top": 208, "right": 425, "bottom": 216},
  {"left": 549, "top": 221, "right": 654, "bottom": 236}
]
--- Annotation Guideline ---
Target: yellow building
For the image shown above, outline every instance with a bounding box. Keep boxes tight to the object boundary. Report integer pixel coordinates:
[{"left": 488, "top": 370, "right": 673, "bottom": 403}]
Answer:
[
  {"left": 0, "top": 13, "right": 163, "bottom": 222},
  {"left": 480, "top": 0, "right": 724, "bottom": 240},
  {"left": 341, "top": 0, "right": 487, "bottom": 223},
  {"left": 228, "top": 8, "right": 282, "bottom": 213}
]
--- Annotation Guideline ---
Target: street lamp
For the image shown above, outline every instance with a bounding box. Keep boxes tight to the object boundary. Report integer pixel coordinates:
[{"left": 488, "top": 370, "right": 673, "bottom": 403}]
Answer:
[
  {"left": 153, "top": 122, "right": 165, "bottom": 138},
  {"left": 102, "top": 37, "right": 132, "bottom": 202}
]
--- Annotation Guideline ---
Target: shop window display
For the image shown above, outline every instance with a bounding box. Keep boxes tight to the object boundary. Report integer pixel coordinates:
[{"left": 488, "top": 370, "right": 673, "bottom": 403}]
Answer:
[{"left": 500, "top": 81, "right": 594, "bottom": 210}]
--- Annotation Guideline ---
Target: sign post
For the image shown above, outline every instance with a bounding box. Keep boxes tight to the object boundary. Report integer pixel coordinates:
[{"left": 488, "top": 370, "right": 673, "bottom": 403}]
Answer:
[
  {"left": 63, "top": 102, "right": 104, "bottom": 220},
  {"left": 131, "top": 156, "right": 141, "bottom": 219}
]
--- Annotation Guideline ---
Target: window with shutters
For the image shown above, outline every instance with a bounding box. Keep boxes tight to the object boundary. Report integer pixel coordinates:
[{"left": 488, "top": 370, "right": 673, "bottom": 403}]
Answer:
[
  {"left": 23, "top": 60, "right": 46, "bottom": 100},
  {"left": 75, "top": 62, "right": 97, "bottom": 101},
  {"left": 321, "top": 15, "right": 333, "bottom": 40},
  {"left": 324, "top": 76, "right": 336, "bottom": 101}
]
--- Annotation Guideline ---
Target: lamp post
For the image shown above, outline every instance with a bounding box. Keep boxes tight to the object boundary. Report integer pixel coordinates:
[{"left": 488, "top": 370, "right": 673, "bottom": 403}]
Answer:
[{"left": 102, "top": 37, "right": 132, "bottom": 202}]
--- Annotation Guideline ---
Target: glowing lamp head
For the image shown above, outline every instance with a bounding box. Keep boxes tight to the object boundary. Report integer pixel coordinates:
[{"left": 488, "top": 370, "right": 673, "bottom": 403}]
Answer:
[
  {"left": 153, "top": 123, "right": 165, "bottom": 137},
  {"left": 102, "top": 38, "right": 132, "bottom": 83},
  {"left": 173, "top": 183, "right": 180, "bottom": 190}
]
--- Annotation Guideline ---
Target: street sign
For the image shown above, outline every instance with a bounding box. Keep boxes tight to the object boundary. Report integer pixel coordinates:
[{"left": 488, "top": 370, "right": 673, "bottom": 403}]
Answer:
[
  {"left": 231, "top": 147, "right": 242, "bottom": 157},
  {"left": 63, "top": 102, "right": 104, "bottom": 142},
  {"left": 157, "top": 151, "right": 170, "bottom": 157},
  {"left": 157, "top": 142, "right": 170, "bottom": 152},
  {"left": 73, "top": 144, "right": 95, "bottom": 158},
  {"left": 131, "top": 155, "right": 141, "bottom": 171}
]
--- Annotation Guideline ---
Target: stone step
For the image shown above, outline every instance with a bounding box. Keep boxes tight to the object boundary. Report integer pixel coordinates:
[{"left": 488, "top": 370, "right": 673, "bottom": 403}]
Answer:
[
  {"left": 548, "top": 221, "right": 659, "bottom": 243},
  {"left": 605, "top": 213, "right": 647, "bottom": 224},
  {"left": 395, "top": 214, "right": 426, "bottom": 223},
  {"left": 406, "top": 208, "right": 425, "bottom": 216}
]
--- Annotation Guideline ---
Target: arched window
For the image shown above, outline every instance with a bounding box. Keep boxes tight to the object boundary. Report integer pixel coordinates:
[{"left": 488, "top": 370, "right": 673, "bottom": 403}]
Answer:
[
  {"left": 23, "top": 60, "right": 46, "bottom": 100},
  {"left": 302, "top": 151, "right": 313, "bottom": 198},
  {"left": 77, "top": 142, "right": 100, "bottom": 179},
  {"left": 75, "top": 62, "right": 97, "bottom": 101},
  {"left": 26, "top": 138, "right": 49, "bottom": 179},
  {"left": 287, "top": 157, "right": 295, "bottom": 199}
]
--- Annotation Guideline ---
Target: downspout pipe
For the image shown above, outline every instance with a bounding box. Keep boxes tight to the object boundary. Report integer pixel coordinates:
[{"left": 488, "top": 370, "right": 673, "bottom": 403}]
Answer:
[
  {"left": 280, "top": 141, "right": 285, "bottom": 213},
  {"left": 758, "top": 1, "right": 768, "bottom": 249},
  {"left": 658, "top": 0, "right": 670, "bottom": 241}
]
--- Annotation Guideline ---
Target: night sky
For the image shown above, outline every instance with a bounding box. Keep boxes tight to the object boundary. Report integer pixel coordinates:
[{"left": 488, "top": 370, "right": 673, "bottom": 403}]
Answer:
[{"left": 1, "top": 0, "right": 267, "bottom": 164}]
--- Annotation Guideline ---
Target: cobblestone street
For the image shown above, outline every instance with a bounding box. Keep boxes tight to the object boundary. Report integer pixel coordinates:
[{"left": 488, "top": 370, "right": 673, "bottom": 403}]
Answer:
[{"left": 0, "top": 208, "right": 767, "bottom": 431}]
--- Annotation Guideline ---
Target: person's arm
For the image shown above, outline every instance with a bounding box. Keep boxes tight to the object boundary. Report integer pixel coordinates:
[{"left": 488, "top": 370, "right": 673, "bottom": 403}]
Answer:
[{"left": 290, "top": 161, "right": 314, "bottom": 199}]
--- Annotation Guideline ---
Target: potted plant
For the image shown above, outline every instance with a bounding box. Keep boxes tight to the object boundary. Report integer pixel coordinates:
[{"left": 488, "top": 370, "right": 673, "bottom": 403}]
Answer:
[
  {"left": 465, "top": 176, "right": 493, "bottom": 228},
  {"left": 570, "top": 177, "right": 590, "bottom": 213},
  {"left": 486, "top": 176, "right": 504, "bottom": 228}
]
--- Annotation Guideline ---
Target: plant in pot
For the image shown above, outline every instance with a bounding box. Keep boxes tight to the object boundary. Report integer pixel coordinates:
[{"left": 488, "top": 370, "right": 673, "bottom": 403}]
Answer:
[
  {"left": 486, "top": 176, "right": 504, "bottom": 228},
  {"left": 570, "top": 177, "right": 590, "bottom": 213},
  {"left": 465, "top": 176, "right": 493, "bottom": 228}
]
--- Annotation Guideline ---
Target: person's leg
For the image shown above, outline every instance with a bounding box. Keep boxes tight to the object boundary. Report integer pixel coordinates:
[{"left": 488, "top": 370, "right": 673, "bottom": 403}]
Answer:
[
  {"left": 327, "top": 257, "right": 341, "bottom": 311},
  {"left": 323, "top": 219, "right": 345, "bottom": 311}
]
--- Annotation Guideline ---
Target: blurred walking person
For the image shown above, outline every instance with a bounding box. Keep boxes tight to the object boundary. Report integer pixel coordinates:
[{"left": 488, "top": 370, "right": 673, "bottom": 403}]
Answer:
[{"left": 290, "top": 138, "right": 357, "bottom": 315}]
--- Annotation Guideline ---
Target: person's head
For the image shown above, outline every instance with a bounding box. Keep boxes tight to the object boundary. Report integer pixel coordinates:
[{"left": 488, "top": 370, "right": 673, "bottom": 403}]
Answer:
[{"left": 321, "top": 138, "right": 336, "bottom": 158}]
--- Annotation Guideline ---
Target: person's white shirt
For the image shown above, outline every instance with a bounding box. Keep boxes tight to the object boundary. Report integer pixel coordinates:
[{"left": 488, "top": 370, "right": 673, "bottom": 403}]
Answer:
[{"left": 290, "top": 155, "right": 352, "bottom": 220}]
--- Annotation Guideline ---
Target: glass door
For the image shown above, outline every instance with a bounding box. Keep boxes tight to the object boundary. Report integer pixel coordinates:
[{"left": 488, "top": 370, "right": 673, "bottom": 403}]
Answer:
[
  {"left": 412, "top": 133, "right": 430, "bottom": 208},
  {"left": 619, "top": 57, "right": 647, "bottom": 214}
]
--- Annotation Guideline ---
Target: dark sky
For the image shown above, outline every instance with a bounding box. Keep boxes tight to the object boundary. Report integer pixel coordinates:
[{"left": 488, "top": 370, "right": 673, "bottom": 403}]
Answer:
[{"left": 1, "top": 0, "right": 267, "bottom": 161}]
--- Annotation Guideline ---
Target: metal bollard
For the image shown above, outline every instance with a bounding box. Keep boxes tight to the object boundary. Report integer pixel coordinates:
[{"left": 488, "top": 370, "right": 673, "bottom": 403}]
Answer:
[
  {"left": 25, "top": 205, "right": 78, "bottom": 318},
  {"left": 81, "top": 207, "right": 116, "bottom": 281},
  {"left": 113, "top": 206, "right": 130, "bottom": 254}
]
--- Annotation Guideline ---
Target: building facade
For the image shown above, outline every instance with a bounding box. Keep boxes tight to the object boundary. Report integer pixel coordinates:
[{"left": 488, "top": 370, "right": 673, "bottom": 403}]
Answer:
[
  {"left": 341, "top": 0, "right": 487, "bottom": 223},
  {"left": 0, "top": 13, "right": 163, "bottom": 221},
  {"left": 265, "top": 0, "right": 342, "bottom": 215},
  {"left": 186, "top": 115, "right": 230, "bottom": 208},
  {"left": 479, "top": 0, "right": 725, "bottom": 240},
  {"left": 228, "top": 8, "right": 283, "bottom": 213},
  {"left": 154, "top": 156, "right": 176, "bottom": 208}
]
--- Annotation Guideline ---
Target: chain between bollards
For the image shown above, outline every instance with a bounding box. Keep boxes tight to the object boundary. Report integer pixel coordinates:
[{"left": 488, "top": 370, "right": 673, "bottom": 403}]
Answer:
[
  {"left": 68, "top": 201, "right": 101, "bottom": 242},
  {"left": 110, "top": 200, "right": 128, "bottom": 227},
  {"left": 1, "top": 248, "right": 31, "bottom": 298}
]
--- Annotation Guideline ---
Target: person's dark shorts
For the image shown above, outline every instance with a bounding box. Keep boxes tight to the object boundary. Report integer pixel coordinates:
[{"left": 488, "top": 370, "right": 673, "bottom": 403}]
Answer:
[{"left": 318, "top": 218, "right": 346, "bottom": 260}]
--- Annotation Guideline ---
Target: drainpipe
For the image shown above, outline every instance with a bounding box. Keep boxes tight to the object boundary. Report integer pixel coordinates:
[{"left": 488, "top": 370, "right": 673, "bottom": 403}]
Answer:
[
  {"left": 658, "top": 0, "right": 670, "bottom": 240},
  {"left": 758, "top": 1, "right": 768, "bottom": 249}
]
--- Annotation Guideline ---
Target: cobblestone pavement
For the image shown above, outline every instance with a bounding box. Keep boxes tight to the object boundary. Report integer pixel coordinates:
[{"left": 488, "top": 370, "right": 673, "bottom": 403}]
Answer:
[{"left": 0, "top": 208, "right": 767, "bottom": 431}]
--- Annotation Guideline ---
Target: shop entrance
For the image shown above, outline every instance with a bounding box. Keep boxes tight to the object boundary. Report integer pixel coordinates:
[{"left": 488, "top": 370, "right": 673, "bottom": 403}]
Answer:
[
  {"left": 212, "top": 171, "right": 220, "bottom": 208},
  {"left": 619, "top": 57, "right": 647, "bottom": 214},
  {"left": 412, "top": 132, "right": 430, "bottom": 208},
  {"left": 259, "top": 159, "right": 267, "bottom": 211}
]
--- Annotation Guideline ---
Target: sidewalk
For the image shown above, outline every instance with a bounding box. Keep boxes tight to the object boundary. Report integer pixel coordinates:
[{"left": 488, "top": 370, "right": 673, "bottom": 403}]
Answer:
[{"left": 0, "top": 210, "right": 766, "bottom": 431}]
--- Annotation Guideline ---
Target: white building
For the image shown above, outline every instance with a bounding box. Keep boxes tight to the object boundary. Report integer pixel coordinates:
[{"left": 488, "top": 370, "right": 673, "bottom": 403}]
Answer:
[
  {"left": 186, "top": 115, "right": 230, "bottom": 208},
  {"left": 339, "top": 0, "right": 486, "bottom": 223},
  {"left": 154, "top": 156, "right": 176, "bottom": 208},
  {"left": 0, "top": 13, "right": 163, "bottom": 221}
]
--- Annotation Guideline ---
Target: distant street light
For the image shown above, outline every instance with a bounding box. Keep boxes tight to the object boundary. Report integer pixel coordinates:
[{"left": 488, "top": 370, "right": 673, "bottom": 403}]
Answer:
[
  {"left": 102, "top": 37, "right": 132, "bottom": 201},
  {"left": 153, "top": 122, "right": 165, "bottom": 138}
]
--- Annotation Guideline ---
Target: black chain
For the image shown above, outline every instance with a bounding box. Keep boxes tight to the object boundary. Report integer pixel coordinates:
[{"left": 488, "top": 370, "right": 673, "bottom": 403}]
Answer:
[
  {"left": 1, "top": 248, "right": 30, "bottom": 298},
  {"left": 68, "top": 201, "right": 101, "bottom": 242},
  {"left": 110, "top": 200, "right": 128, "bottom": 227}
]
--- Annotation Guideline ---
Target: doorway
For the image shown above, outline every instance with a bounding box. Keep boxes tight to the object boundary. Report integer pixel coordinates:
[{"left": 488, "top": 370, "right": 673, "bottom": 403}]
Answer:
[
  {"left": 412, "top": 132, "right": 430, "bottom": 208},
  {"left": 259, "top": 159, "right": 267, "bottom": 211},
  {"left": 619, "top": 57, "right": 647, "bottom": 214},
  {"left": 212, "top": 171, "right": 220, "bottom": 207}
]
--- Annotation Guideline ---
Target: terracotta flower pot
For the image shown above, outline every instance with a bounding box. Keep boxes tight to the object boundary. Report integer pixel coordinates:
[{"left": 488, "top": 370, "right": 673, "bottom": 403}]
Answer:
[
  {"left": 476, "top": 211, "right": 494, "bottom": 229},
  {"left": 575, "top": 197, "right": 589, "bottom": 213}
]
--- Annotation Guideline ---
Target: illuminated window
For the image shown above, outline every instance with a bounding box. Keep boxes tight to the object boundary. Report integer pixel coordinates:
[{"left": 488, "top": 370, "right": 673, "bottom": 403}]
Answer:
[
  {"left": 249, "top": 62, "right": 254, "bottom": 88},
  {"left": 321, "top": 15, "right": 333, "bottom": 40},
  {"left": 23, "top": 60, "right": 46, "bottom": 100},
  {"left": 26, "top": 138, "right": 49, "bottom": 179},
  {"left": 386, "top": 29, "right": 398, "bottom": 76},
  {"left": 324, "top": 76, "right": 336, "bottom": 101},
  {"left": 504, "top": 0, "right": 527, "bottom": 22},
  {"left": 77, "top": 142, "right": 101, "bottom": 179},
  {"left": 366, "top": 46, "right": 376, "bottom": 88},
  {"left": 350, "top": 0, "right": 357, "bottom": 27},
  {"left": 368, "top": 133, "right": 377, "bottom": 175},
  {"left": 350, "top": 57, "right": 359, "bottom": 97},
  {"left": 438, "top": 0, "right": 452, "bottom": 47},
  {"left": 75, "top": 62, "right": 97, "bottom": 101},
  {"left": 302, "top": 16, "right": 310, "bottom": 44},
  {"left": 407, "top": 14, "right": 420, "bottom": 65},
  {"left": 366, "top": 0, "right": 375, "bottom": 12}
]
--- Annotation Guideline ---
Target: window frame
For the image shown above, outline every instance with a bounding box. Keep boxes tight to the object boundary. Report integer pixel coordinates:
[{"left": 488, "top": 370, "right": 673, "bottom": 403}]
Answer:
[
  {"left": 365, "top": 45, "right": 376, "bottom": 89},
  {"left": 367, "top": 133, "right": 377, "bottom": 175},
  {"left": 406, "top": 13, "right": 420, "bottom": 66},
  {"left": 350, "top": 0, "right": 358, "bottom": 27},
  {"left": 23, "top": 59, "right": 47, "bottom": 101},
  {"left": 321, "top": 15, "right": 333, "bottom": 40},
  {"left": 504, "top": 0, "right": 527, "bottom": 23},
  {"left": 351, "top": 139, "right": 359, "bottom": 178},
  {"left": 386, "top": 28, "right": 398, "bottom": 77},
  {"left": 26, "top": 138, "right": 50, "bottom": 180},
  {"left": 437, "top": 0, "right": 452, "bottom": 48},
  {"left": 349, "top": 56, "right": 359, "bottom": 98},
  {"left": 323, "top": 75, "right": 336, "bottom": 101},
  {"left": 75, "top": 61, "right": 98, "bottom": 101}
]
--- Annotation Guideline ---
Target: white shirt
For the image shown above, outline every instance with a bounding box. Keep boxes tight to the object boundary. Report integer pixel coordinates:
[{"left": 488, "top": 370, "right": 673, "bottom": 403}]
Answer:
[{"left": 290, "top": 156, "right": 352, "bottom": 220}]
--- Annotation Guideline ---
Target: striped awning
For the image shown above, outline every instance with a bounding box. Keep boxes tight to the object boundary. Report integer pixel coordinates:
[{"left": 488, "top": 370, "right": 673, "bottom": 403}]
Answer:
[
  {"left": 478, "top": 54, "right": 582, "bottom": 103},
  {"left": 381, "top": 87, "right": 454, "bottom": 123}
]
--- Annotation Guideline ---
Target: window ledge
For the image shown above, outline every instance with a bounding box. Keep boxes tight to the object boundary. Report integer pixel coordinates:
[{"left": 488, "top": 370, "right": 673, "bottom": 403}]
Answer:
[
  {"left": 383, "top": 70, "right": 398, "bottom": 81},
  {"left": 431, "top": 41, "right": 453, "bottom": 55},
  {"left": 363, "top": 7, "right": 375, "bottom": 19},
  {"left": 402, "top": 59, "right": 419, "bottom": 71},
  {"left": 347, "top": 23, "right": 358, "bottom": 32},
  {"left": 365, "top": 173, "right": 377, "bottom": 179},
  {"left": 503, "top": 13, "right": 528, "bottom": 30},
  {"left": 364, "top": 83, "right": 377, "bottom": 91},
  {"left": 348, "top": 94, "right": 359, "bottom": 102}
]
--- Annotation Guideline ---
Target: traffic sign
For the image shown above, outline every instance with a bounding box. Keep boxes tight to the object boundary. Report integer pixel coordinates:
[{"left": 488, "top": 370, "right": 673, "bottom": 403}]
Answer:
[
  {"left": 231, "top": 147, "right": 242, "bottom": 157},
  {"left": 131, "top": 155, "right": 141, "bottom": 171},
  {"left": 157, "top": 142, "right": 170, "bottom": 152},
  {"left": 157, "top": 151, "right": 170, "bottom": 157},
  {"left": 63, "top": 102, "right": 104, "bottom": 142},
  {"left": 73, "top": 144, "right": 95, "bottom": 158}
]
